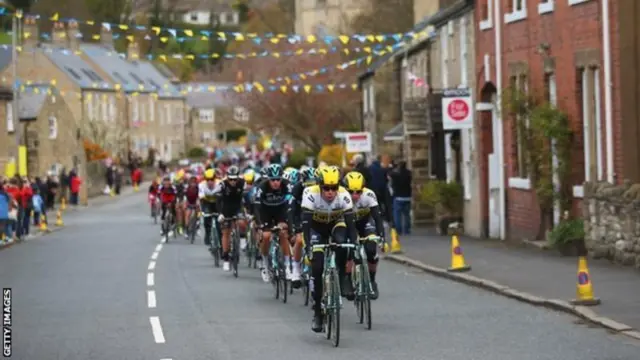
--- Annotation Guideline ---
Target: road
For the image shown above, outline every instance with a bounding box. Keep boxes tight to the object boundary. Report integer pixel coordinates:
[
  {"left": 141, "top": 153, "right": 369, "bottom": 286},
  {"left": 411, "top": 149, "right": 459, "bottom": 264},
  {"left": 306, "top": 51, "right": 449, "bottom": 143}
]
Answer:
[{"left": 1, "top": 193, "right": 639, "bottom": 360}]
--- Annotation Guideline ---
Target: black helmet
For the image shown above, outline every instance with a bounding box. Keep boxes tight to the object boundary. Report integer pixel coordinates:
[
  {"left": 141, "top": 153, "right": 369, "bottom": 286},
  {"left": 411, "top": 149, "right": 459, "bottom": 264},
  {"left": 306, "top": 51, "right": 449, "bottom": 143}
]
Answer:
[
  {"left": 227, "top": 165, "right": 240, "bottom": 179},
  {"left": 265, "top": 164, "right": 283, "bottom": 179}
]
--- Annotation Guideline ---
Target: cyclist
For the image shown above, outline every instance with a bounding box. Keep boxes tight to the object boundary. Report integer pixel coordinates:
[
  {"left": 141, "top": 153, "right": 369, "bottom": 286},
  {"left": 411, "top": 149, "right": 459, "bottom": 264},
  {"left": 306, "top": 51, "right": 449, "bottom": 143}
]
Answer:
[
  {"left": 256, "top": 164, "right": 292, "bottom": 283},
  {"left": 343, "top": 171, "right": 385, "bottom": 299},
  {"left": 148, "top": 178, "right": 160, "bottom": 217},
  {"left": 173, "top": 170, "right": 187, "bottom": 234},
  {"left": 158, "top": 176, "right": 178, "bottom": 235},
  {"left": 301, "top": 165, "right": 358, "bottom": 332},
  {"left": 199, "top": 169, "right": 221, "bottom": 249},
  {"left": 213, "top": 166, "right": 246, "bottom": 272},
  {"left": 183, "top": 175, "right": 200, "bottom": 238},
  {"left": 287, "top": 168, "right": 312, "bottom": 287}
]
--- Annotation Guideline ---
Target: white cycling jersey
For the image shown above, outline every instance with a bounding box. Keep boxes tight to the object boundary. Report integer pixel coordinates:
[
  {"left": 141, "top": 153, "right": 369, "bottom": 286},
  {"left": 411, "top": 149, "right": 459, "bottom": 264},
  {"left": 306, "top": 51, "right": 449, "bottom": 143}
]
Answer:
[
  {"left": 198, "top": 181, "right": 218, "bottom": 202},
  {"left": 353, "top": 188, "right": 378, "bottom": 221},
  {"left": 301, "top": 185, "right": 353, "bottom": 224}
]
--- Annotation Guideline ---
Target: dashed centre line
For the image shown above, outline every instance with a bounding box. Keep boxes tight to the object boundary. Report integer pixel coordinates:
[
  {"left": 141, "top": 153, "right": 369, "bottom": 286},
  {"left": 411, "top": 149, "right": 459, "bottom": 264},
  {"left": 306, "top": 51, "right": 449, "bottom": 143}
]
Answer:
[
  {"left": 147, "top": 272, "right": 154, "bottom": 286},
  {"left": 151, "top": 252, "right": 159, "bottom": 260},
  {"left": 148, "top": 290, "right": 157, "bottom": 308},
  {"left": 148, "top": 261, "right": 156, "bottom": 270},
  {"left": 149, "top": 316, "right": 166, "bottom": 343}
]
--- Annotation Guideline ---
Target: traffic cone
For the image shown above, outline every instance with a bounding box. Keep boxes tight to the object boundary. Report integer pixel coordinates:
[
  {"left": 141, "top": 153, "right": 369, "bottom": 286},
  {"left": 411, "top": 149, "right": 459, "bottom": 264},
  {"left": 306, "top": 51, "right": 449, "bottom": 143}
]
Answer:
[
  {"left": 447, "top": 235, "right": 470, "bottom": 272},
  {"left": 110, "top": 188, "right": 115, "bottom": 197},
  {"left": 39, "top": 214, "right": 48, "bottom": 232},
  {"left": 134, "top": 183, "right": 139, "bottom": 192},
  {"left": 55, "top": 210, "right": 64, "bottom": 227},
  {"left": 390, "top": 228, "right": 402, "bottom": 253},
  {"left": 60, "top": 197, "right": 66, "bottom": 211},
  {"left": 570, "top": 256, "right": 600, "bottom": 306}
]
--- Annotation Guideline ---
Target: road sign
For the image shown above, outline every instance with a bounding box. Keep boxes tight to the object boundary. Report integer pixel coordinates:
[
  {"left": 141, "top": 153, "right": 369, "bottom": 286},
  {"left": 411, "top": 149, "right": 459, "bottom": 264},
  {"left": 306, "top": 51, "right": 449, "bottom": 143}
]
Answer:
[
  {"left": 345, "top": 132, "right": 372, "bottom": 153},
  {"left": 442, "top": 88, "right": 473, "bottom": 130}
]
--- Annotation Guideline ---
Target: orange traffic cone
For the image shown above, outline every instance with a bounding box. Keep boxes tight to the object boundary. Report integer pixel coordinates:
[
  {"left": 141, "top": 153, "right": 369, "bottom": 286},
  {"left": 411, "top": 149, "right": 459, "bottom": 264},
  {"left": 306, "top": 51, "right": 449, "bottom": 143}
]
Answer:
[
  {"left": 447, "top": 235, "right": 470, "bottom": 272},
  {"left": 570, "top": 256, "right": 600, "bottom": 306},
  {"left": 55, "top": 210, "right": 64, "bottom": 227},
  {"left": 390, "top": 228, "right": 402, "bottom": 254},
  {"left": 39, "top": 214, "right": 48, "bottom": 232}
]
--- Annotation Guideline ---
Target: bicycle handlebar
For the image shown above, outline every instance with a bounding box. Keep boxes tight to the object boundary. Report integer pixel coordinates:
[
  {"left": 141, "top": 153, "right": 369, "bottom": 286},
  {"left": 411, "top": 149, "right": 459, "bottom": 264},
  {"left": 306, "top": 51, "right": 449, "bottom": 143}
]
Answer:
[
  {"left": 312, "top": 243, "right": 356, "bottom": 250},
  {"left": 201, "top": 212, "right": 218, "bottom": 217}
]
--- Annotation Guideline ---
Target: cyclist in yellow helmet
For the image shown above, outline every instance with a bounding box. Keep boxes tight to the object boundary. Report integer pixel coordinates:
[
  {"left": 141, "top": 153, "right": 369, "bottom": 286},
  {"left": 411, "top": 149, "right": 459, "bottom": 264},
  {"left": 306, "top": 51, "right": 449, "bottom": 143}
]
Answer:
[
  {"left": 343, "top": 171, "right": 385, "bottom": 299},
  {"left": 199, "top": 168, "right": 221, "bottom": 250},
  {"left": 301, "top": 165, "right": 358, "bottom": 333}
]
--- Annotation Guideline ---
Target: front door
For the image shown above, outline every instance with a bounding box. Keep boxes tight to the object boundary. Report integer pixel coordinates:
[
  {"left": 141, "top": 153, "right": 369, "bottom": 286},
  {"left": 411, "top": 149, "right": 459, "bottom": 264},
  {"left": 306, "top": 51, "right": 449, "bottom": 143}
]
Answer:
[{"left": 478, "top": 102, "right": 501, "bottom": 238}]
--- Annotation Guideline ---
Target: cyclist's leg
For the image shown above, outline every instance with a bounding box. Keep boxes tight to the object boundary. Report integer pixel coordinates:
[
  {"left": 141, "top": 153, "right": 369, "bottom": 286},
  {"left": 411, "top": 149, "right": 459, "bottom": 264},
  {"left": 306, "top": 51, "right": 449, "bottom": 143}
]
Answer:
[
  {"left": 220, "top": 207, "right": 234, "bottom": 263},
  {"left": 331, "top": 221, "right": 355, "bottom": 300},
  {"left": 309, "top": 226, "right": 329, "bottom": 331},
  {"left": 202, "top": 203, "right": 213, "bottom": 246},
  {"left": 362, "top": 221, "right": 380, "bottom": 298},
  {"left": 161, "top": 202, "right": 167, "bottom": 220}
]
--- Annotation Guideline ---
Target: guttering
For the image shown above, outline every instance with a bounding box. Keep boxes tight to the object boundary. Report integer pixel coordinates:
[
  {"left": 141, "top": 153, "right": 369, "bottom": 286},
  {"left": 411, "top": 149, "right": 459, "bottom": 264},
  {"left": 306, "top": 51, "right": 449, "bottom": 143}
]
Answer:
[
  {"left": 494, "top": 0, "right": 506, "bottom": 240},
  {"left": 602, "top": 0, "right": 614, "bottom": 183}
]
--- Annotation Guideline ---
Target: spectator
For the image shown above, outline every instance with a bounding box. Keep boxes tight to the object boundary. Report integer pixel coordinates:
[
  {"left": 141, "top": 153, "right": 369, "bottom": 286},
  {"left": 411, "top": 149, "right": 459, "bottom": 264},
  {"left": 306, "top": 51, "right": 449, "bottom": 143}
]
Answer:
[
  {"left": 31, "top": 187, "right": 45, "bottom": 227},
  {"left": 389, "top": 160, "right": 413, "bottom": 235},
  {"left": 19, "top": 177, "right": 33, "bottom": 238},
  {"left": 0, "top": 179, "right": 11, "bottom": 241},
  {"left": 45, "top": 174, "right": 59, "bottom": 210},
  {"left": 368, "top": 155, "right": 392, "bottom": 222},
  {"left": 69, "top": 169, "right": 82, "bottom": 206},
  {"left": 114, "top": 167, "right": 123, "bottom": 195}
]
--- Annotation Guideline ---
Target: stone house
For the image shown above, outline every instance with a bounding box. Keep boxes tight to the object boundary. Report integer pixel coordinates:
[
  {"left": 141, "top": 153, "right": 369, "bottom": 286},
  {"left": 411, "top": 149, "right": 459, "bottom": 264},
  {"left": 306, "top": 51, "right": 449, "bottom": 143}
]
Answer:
[
  {"left": 183, "top": 83, "right": 244, "bottom": 151},
  {"left": 80, "top": 27, "right": 186, "bottom": 163},
  {"left": 18, "top": 84, "right": 88, "bottom": 202},
  {"left": 475, "top": 0, "right": 606, "bottom": 240},
  {"left": 0, "top": 86, "right": 13, "bottom": 174},
  {"left": 0, "top": 18, "right": 120, "bottom": 196},
  {"left": 294, "top": 0, "right": 370, "bottom": 35}
]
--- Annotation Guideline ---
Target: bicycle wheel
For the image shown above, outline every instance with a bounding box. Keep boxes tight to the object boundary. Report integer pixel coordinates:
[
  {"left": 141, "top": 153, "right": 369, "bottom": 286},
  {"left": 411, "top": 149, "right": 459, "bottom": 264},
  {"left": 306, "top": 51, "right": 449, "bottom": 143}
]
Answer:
[
  {"left": 355, "top": 266, "right": 364, "bottom": 324},
  {"left": 246, "top": 224, "right": 253, "bottom": 268},
  {"left": 279, "top": 255, "right": 288, "bottom": 304},
  {"left": 212, "top": 227, "right": 220, "bottom": 268},
  {"left": 188, "top": 215, "right": 196, "bottom": 244},
  {"left": 232, "top": 228, "right": 240, "bottom": 278},
  {"left": 330, "top": 269, "right": 341, "bottom": 347},
  {"left": 361, "top": 265, "right": 372, "bottom": 330},
  {"left": 303, "top": 274, "right": 310, "bottom": 306}
]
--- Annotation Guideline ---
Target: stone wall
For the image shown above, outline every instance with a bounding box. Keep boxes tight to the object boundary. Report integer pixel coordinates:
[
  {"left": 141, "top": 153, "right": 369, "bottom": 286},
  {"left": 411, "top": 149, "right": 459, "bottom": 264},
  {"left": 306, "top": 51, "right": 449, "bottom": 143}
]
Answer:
[{"left": 583, "top": 181, "right": 640, "bottom": 268}]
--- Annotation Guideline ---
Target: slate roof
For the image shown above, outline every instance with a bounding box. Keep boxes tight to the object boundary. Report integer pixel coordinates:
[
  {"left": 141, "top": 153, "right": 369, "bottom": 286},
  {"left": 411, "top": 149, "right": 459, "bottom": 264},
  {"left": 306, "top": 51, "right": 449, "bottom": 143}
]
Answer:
[
  {"left": 0, "top": 46, "right": 12, "bottom": 72},
  {"left": 182, "top": 82, "right": 235, "bottom": 108},
  {"left": 129, "top": 60, "right": 182, "bottom": 98},
  {"left": 18, "top": 85, "right": 52, "bottom": 120},
  {"left": 41, "top": 45, "right": 114, "bottom": 90}
]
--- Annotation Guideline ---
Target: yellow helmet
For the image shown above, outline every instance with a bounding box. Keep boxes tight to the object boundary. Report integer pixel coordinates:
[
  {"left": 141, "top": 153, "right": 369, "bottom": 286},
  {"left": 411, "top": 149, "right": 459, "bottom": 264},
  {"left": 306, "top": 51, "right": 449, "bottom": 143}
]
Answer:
[
  {"left": 343, "top": 171, "right": 364, "bottom": 192},
  {"left": 244, "top": 169, "right": 255, "bottom": 184},
  {"left": 284, "top": 167, "right": 295, "bottom": 173},
  {"left": 204, "top": 169, "right": 215, "bottom": 180},
  {"left": 318, "top": 166, "right": 340, "bottom": 186},
  {"left": 314, "top": 165, "right": 327, "bottom": 179},
  {"left": 176, "top": 169, "right": 185, "bottom": 180}
]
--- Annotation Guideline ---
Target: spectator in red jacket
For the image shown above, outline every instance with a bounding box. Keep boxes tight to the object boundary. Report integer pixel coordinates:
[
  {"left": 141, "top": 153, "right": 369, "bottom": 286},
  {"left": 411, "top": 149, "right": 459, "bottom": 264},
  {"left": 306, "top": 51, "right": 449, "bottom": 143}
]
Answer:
[
  {"left": 18, "top": 178, "right": 33, "bottom": 237},
  {"left": 69, "top": 170, "right": 82, "bottom": 206},
  {"left": 131, "top": 167, "right": 142, "bottom": 188}
]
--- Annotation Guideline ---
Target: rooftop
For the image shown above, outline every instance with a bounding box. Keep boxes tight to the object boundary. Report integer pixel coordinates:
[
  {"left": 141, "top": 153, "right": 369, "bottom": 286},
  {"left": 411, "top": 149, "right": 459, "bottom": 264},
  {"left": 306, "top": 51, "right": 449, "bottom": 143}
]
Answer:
[
  {"left": 182, "top": 82, "right": 235, "bottom": 108},
  {"left": 19, "top": 85, "right": 53, "bottom": 120}
]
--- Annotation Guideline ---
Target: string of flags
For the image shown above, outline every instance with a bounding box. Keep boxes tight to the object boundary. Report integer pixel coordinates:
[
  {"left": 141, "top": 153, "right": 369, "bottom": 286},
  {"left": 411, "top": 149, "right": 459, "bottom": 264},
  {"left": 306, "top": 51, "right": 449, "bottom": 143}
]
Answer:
[
  {"left": 407, "top": 71, "right": 430, "bottom": 91},
  {"left": 6, "top": 42, "right": 394, "bottom": 61},
  {"left": 1, "top": 8, "right": 430, "bottom": 45}
]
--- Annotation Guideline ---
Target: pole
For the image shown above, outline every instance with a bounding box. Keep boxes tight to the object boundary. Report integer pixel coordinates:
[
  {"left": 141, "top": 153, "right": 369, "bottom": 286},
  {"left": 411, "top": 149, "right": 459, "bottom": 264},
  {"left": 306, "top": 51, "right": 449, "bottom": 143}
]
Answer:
[{"left": 11, "top": 11, "right": 20, "bottom": 170}]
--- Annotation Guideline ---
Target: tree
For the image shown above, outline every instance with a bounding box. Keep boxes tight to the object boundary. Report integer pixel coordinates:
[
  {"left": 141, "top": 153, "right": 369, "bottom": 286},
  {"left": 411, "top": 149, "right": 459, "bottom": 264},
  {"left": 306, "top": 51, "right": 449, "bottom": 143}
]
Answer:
[
  {"left": 81, "top": 118, "right": 130, "bottom": 160},
  {"left": 237, "top": 50, "right": 360, "bottom": 153}
]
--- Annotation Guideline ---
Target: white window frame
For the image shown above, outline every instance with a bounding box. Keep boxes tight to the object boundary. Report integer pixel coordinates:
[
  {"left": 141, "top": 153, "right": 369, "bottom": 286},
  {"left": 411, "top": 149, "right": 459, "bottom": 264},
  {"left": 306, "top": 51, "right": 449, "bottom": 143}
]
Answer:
[
  {"left": 538, "top": 0, "right": 554, "bottom": 14},
  {"left": 460, "top": 17, "right": 468, "bottom": 87},
  {"left": 362, "top": 86, "right": 369, "bottom": 113},
  {"left": 367, "top": 83, "right": 375, "bottom": 112},
  {"left": 445, "top": 133, "right": 454, "bottom": 183},
  {"left": 199, "top": 109, "right": 215, "bottom": 123},
  {"left": 441, "top": 28, "right": 448, "bottom": 88},
  {"left": 508, "top": 74, "right": 532, "bottom": 190},
  {"left": 6, "top": 102, "right": 14, "bottom": 133},
  {"left": 149, "top": 97, "right": 154, "bottom": 122},
  {"left": 48, "top": 116, "right": 58, "bottom": 139},
  {"left": 140, "top": 97, "right": 146, "bottom": 123},
  {"left": 568, "top": 0, "right": 589, "bottom": 5},
  {"left": 505, "top": 0, "right": 527, "bottom": 24},
  {"left": 480, "top": 0, "right": 493, "bottom": 30}
]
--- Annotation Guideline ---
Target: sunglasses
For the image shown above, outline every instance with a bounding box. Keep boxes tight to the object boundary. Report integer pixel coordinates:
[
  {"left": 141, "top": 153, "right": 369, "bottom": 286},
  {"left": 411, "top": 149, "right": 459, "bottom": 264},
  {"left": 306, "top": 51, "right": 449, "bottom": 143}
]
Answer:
[
  {"left": 269, "top": 178, "right": 282, "bottom": 182},
  {"left": 348, "top": 190, "right": 362, "bottom": 195},
  {"left": 321, "top": 185, "right": 339, "bottom": 192}
]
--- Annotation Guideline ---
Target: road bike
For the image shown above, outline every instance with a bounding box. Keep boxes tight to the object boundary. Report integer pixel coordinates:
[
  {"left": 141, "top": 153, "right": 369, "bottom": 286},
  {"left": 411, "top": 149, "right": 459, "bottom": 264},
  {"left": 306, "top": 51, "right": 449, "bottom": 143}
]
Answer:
[
  {"left": 186, "top": 206, "right": 199, "bottom": 244},
  {"left": 312, "top": 242, "right": 355, "bottom": 347},
  {"left": 149, "top": 195, "right": 159, "bottom": 224},
  {"left": 267, "top": 225, "right": 287, "bottom": 303},
  {"left": 246, "top": 215, "right": 259, "bottom": 269},
  {"left": 203, "top": 212, "right": 221, "bottom": 267},
  {"left": 222, "top": 215, "right": 242, "bottom": 278},
  {"left": 352, "top": 235, "right": 381, "bottom": 330},
  {"left": 162, "top": 206, "right": 177, "bottom": 243}
]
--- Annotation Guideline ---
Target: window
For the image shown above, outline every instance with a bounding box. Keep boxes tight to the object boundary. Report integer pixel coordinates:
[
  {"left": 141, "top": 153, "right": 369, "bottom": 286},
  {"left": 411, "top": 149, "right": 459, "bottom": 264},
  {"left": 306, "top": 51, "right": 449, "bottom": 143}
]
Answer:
[
  {"left": 219, "top": 12, "right": 227, "bottom": 25},
  {"left": 93, "top": 93, "right": 99, "bottom": 121},
  {"left": 367, "top": 84, "right": 375, "bottom": 112},
  {"left": 460, "top": 17, "right": 468, "bottom": 87},
  {"left": 140, "top": 96, "right": 146, "bottom": 122},
  {"left": 48, "top": 116, "right": 58, "bottom": 139},
  {"left": 575, "top": 67, "right": 603, "bottom": 197},
  {"left": 505, "top": 0, "right": 527, "bottom": 24},
  {"left": 511, "top": 74, "right": 529, "bottom": 180},
  {"left": 479, "top": 0, "right": 492, "bottom": 30},
  {"left": 190, "top": 13, "right": 198, "bottom": 21},
  {"left": 6, "top": 102, "right": 13, "bottom": 133},
  {"left": 132, "top": 97, "right": 139, "bottom": 126},
  {"left": 225, "top": 13, "right": 234, "bottom": 23},
  {"left": 174, "top": 105, "right": 183, "bottom": 123},
  {"left": 234, "top": 107, "right": 249, "bottom": 123},
  {"left": 199, "top": 109, "right": 214, "bottom": 123},
  {"left": 363, "top": 86, "right": 369, "bottom": 113},
  {"left": 539, "top": 0, "right": 554, "bottom": 14}
]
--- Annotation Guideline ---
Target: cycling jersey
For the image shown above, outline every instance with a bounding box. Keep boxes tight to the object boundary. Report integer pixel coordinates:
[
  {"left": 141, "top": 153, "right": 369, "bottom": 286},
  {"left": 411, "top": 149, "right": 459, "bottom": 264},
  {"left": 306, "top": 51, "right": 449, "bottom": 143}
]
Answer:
[
  {"left": 353, "top": 188, "right": 378, "bottom": 222},
  {"left": 255, "top": 178, "right": 291, "bottom": 227},
  {"left": 287, "top": 181, "right": 307, "bottom": 233},
  {"left": 198, "top": 181, "right": 218, "bottom": 203},
  {"left": 214, "top": 178, "right": 245, "bottom": 217},
  {"left": 300, "top": 185, "right": 352, "bottom": 224},
  {"left": 184, "top": 185, "right": 199, "bottom": 205},
  {"left": 352, "top": 187, "right": 385, "bottom": 238},
  {"left": 158, "top": 185, "right": 177, "bottom": 204}
]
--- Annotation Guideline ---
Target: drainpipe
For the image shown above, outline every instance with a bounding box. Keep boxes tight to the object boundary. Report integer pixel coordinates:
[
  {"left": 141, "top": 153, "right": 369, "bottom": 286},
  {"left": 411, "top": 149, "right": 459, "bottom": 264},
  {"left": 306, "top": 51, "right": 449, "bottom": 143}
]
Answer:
[
  {"left": 602, "top": 0, "right": 614, "bottom": 183},
  {"left": 494, "top": 0, "right": 506, "bottom": 240}
]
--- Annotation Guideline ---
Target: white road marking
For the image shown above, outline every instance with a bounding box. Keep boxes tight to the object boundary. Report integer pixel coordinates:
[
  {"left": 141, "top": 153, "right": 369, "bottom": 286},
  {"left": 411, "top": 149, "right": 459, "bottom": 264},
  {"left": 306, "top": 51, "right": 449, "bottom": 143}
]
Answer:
[
  {"left": 147, "top": 272, "right": 155, "bottom": 286},
  {"left": 148, "top": 261, "right": 156, "bottom": 270},
  {"left": 149, "top": 316, "right": 166, "bottom": 343},
  {"left": 147, "top": 290, "right": 157, "bottom": 308},
  {"left": 155, "top": 244, "right": 163, "bottom": 252},
  {"left": 151, "top": 252, "right": 159, "bottom": 260}
]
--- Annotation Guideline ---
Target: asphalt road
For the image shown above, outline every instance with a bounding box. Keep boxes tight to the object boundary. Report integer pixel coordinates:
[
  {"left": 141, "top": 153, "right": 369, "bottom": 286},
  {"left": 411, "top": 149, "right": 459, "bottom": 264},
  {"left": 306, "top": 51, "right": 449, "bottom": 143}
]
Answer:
[{"left": 1, "top": 193, "right": 639, "bottom": 360}]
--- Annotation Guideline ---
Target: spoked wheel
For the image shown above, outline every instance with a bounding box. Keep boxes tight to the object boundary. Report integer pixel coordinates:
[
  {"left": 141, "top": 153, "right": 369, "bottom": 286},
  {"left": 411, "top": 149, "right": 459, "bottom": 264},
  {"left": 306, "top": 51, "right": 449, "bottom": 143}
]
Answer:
[
  {"left": 362, "top": 269, "right": 372, "bottom": 330},
  {"left": 212, "top": 237, "right": 220, "bottom": 268},
  {"left": 330, "top": 270, "right": 341, "bottom": 347},
  {"left": 280, "top": 268, "right": 288, "bottom": 303},
  {"left": 232, "top": 232, "right": 239, "bottom": 278},
  {"left": 302, "top": 276, "right": 310, "bottom": 306}
]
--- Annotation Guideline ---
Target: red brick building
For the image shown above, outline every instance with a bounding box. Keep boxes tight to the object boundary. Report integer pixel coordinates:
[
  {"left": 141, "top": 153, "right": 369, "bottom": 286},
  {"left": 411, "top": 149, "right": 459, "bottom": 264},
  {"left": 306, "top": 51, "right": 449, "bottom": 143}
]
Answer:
[{"left": 473, "top": 0, "right": 613, "bottom": 240}]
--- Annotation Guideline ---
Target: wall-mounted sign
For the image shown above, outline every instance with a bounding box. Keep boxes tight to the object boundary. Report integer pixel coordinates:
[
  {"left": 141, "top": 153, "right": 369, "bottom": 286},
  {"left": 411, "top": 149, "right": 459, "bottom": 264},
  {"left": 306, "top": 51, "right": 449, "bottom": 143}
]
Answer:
[{"left": 442, "top": 88, "right": 473, "bottom": 130}]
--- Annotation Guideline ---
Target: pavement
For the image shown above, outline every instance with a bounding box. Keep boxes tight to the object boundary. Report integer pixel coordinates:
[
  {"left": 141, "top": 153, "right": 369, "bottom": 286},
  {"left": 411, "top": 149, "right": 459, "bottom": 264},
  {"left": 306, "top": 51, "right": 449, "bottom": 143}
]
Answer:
[
  {"left": 384, "top": 229, "right": 640, "bottom": 336},
  {"left": 0, "top": 193, "right": 639, "bottom": 359}
]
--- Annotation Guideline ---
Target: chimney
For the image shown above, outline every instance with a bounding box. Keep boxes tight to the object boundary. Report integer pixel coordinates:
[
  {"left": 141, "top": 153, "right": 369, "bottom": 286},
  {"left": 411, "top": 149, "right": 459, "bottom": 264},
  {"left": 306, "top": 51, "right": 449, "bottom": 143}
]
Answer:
[
  {"left": 68, "top": 20, "right": 81, "bottom": 52},
  {"left": 127, "top": 41, "right": 140, "bottom": 60},
  {"left": 52, "top": 22, "right": 67, "bottom": 48},
  {"left": 22, "top": 15, "right": 39, "bottom": 50},
  {"left": 100, "top": 24, "right": 113, "bottom": 49}
]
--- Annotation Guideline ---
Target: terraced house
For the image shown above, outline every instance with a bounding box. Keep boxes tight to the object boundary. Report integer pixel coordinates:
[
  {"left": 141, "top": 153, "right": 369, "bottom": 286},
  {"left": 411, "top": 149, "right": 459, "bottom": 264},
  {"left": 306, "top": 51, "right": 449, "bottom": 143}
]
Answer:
[
  {"left": 80, "top": 25, "right": 186, "bottom": 162},
  {"left": 0, "top": 17, "right": 120, "bottom": 202}
]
